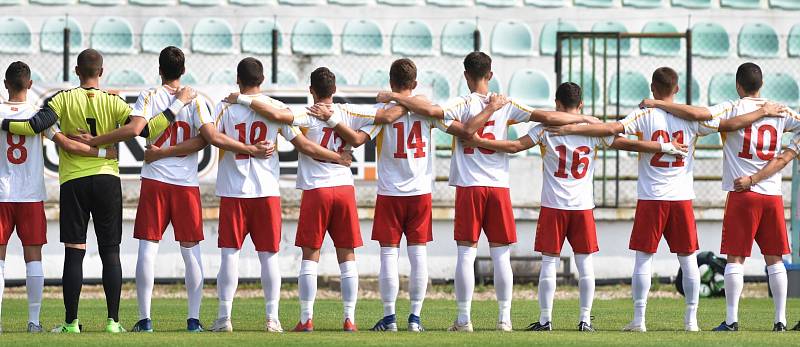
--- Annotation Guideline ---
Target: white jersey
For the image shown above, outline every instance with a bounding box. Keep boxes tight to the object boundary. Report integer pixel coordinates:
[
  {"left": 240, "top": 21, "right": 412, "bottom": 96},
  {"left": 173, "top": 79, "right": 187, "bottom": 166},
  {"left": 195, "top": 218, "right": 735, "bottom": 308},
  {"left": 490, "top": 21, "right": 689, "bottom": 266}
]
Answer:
[
  {"left": 620, "top": 107, "right": 720, "bottom": 200},
  {"left": 0, "top": 102, "right": 48, "bottom": 202},
  {"left": 707, "top": 97, "right": 800, "bottom": 195},
  {"left": 293, "top": 103, "right": 381, "bottom": 190},
  {"left": 132, "top": 85, "right": 214, "bottom": 187},
  {"left": 214, "top": 95, "right": 300, "bottom": 198},
  {"left": 528, "top": 124, "right": 613, "bottom": 210},
  {"left": 441, "top": 93, "right": 535, "bottom": 187}
]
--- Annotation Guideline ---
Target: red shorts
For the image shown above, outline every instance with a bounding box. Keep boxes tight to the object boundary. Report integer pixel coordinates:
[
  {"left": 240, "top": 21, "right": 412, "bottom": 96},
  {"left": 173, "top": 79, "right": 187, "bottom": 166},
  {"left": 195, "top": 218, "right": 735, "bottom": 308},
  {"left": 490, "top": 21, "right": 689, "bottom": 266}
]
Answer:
[
  {"left": 0, "top": 201, "right": 46, "bottom": 246},
  {"left": 535, "top": 207, "right": 598, "bottom": 254},
  {"left": 721, "top": 191, "right": 790, "bottom": 257},
  {"left": 295, "top": 186, "right": 362, "bottom": 249},
  {"left": 629, "top": 200, "right": 698, "bottom": 254},
  {"left": 453, "top": 186, "right": 516, "bottom": 244},
  {"left": 134, "top": 178, "right": 204, "bottom": 242},
  {"left": 218, "top": 196, "right": 281, "bottom": 252},
  {"left": 372, "top": 194, "right": 433, "bottom": 244}
]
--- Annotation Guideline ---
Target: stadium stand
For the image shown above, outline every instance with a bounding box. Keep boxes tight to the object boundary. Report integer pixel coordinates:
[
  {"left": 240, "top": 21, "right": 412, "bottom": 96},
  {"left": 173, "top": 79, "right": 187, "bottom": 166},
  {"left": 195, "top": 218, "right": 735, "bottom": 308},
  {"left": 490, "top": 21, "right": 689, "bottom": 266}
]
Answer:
[
  {"left": 0, "top": 17, "right": 32, "bottom": 54},
  {"left": 433, "top": 129, "right": 453, "bottom": 157},
  {"left": 507, "top": 69, "right": 551, "bottom": 108},
  {"left": 441, "top": 19, "right": 478, "bottom": 56},
  {"left": 30, "top": 69, "right": 44, "bottom": 82},
  {"left": 671, "top": 0, "right": 710, "bottom": 8},
  {"left": 566, "top": 72, "right": 602, "bottom": 105},
  {"left": 230, "top": 0, "right": 273, "bottom": 5},
  {"left": 675, "top": 71, "right": 702, "bottom": 105},
  {"left": 391, "top": 20, "right": 434, "bottom": 56},
  {"left": 342, "top": 19, "right": 383, "bottom": 55},
  {"left": 608, "top": 71, "right": 649, "bottom": 108},
  {"left": 141, "top": 17, "right": 184, "bottom": 53},
  {"left": 524, "top": 0, "right": 564, "bottom": 6},
  {"left": 129, "top": 0, "right": 175, "bottom": 5},
  {"left": 90, "top": 17, "right": 135, "bottom": 54},
  {"left": 180, "top": 0, "right": 222, "bottom": 5},
  {"left": 359, "top": 69, "right": 389, "bottom": 87},
  {"left": 737, "top": 23, "right": 779, "bottom": 58},
  {"left": 191, "top": 18, "right": 234, "bottom": 54},
  {"left": 54, "top": 70, "right": 80, "bottom": 84},
  {"left": 695, "top": 133, "right": 723, "bottom": 159},
  {"left": 208, "top": 69, "right": 236, "bottom": 84},
  {"left": 329, "top": 0, "right": 370, "bottom": 5},
  {"left": 377, "top": 0, "right": 419, "bottom": 5},
  {"left": 623, "top": 0, "right": 663, "bottom": 8},
  {"left": 640, "top": 21, "right": 681, "bottom": 56},
  {"left": 30, "top": 0, "right": 73, "bottom": 4},
  {"left": 476, "top": 0, "right": 516, "bottom": 7},
  {"left": 241, "top": 18, "right": 283, "bottom": 55},
  {"left": 539, "top": 20, "right": 579, "bottom": 56},
  {"left": 490, "top": 20, "right": 533, "bottom": 57},
  {"left": 590, "top": 21, "right": 631, "bottom": 56},
  {"left": 291, "top": 18, "right": 334, "bottom": 55},
  {"left": 575, "top": 0, "right": 614, "bottom": 8},
  {"left": 761, "top": 73, "right": 800, "bottom": 109},
  {"left": 720, "top": 0, "right": 761, "bottom": 9},
  {"left": 418, "top": 70, "right": 451, "bottom": 102},
  {"left": 707, "top": 72, "right": 738, "bottom": 106},
  {"left": 427, "top": 0, "right": 471, "bottom": 6},
  {"left": 279, "top": 0, "right": 323, "bottom": 5},
  {"left": 691, "top": 22, "right": 730, "bottom": 58},
  {"left": 457, "top": 76, "right": 502, "bottom": 95},
  {"left": 40, "top": 16, "right": 82, "bottom": 53},
  {"left": 770, "top": 0, "right": 800, "bottom": 10},
  {"left": 106, "top": 69, "right": 147, "bottom": 86},
  {"left": 790, "top": 25, "right": 800, "bottom": 57}
]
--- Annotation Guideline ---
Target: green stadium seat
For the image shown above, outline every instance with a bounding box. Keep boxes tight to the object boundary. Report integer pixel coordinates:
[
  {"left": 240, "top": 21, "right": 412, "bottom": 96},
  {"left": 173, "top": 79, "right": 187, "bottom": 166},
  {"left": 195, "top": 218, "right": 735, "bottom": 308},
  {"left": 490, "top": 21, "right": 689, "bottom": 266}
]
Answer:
[
  {"left": 332, "top": 70, "right": 348, "bottom": 85},
  {"left": 565, "top": 71, "right": 602, "bottom": 106},
  {"left": 695, "top": 133, "right": 723, "bottom": 159},
  {"left": 279, "top": 0, "right": 323, "bottom": 5},
  {"left": 241, "top": 18, "right": 282, "bottom": 55},
  {"left": 790, "top": 25, "right": 800, "bottom": 57},
  {"left": 142, "top": 18, "right": 183, "bottom": 53},
  {"left": 41, "top": 17, "right": 83, "bottom": 53},
  {"left": 770, "top": 0, "right": 800, "bottom": 10},
  {"left": 691, "top": 22, "right": 730, "bottom": 58},
  {"left": 476, "top": 0, "right": 516, "bottom": 7},
  {"left": 441, "top": 20, "right": 478, "bottom": 56},
  {"left": 675, "top": 72, "right": 701, "bottom": 105},
  {"left": 608, "top": 71, "right": 650, "bottom": 107},
  {"left": 640, "top": 21, "right": 680, "bottom": 56},
  {"left": 427, "top": 0, "right": 470, "bottom": 6},
  {"left": 590, "top": 21, "right": 630, "bottom": 56},
  {"left": 418, "top": 70, "right": 451, "bottom": 103},
  {"left": 208, "top": 69, "right": 236, "bottom": 85},
  {"left": 91, "top": 17, "right": 135, "bottom": 54},
  {"left": 433, "top": 128, "right": 454, "bottom": 157},
  {"left": 377, "top": 0, "right": 418, "bottom": 4},
  {"left": 264, "top": 70, "right": 300, "bottom": 86},
  {"left": 708, "top": 72, "right": 738, "bottom": 106},
  {"left": 0, "top": 17, "right": 32, "bottom": 54},
  {"left": 329, "top": 0, "right": 369, "bottom": 5},
  {"left": 491, "top": 20, "right": 534, "bottom": 57},
  {"left": 54, "top": 70, "right": 80, "bottom": 84},
  {"left": 575, "top": 0, "right": 613, "bottom": 8},
  {"left": 31, "top": 0, "right": 73, "bottom": 4},
  {"left": 359, "top": 69, "right": 389, "bottom": 87},
  {"left": 762, "top": 73, "right": 800, "bottom": 109},
  {"left": 457, "top": 76, "right": 501, "bottom": 95},
  {"left": 180, "top": 0, "right": 221, "bottom": 5},
  {"left": 292, "top": 19, "right": 334, "bottom": 55},
  {"left": 80, "top": 0, "right": 124, "bottom": 5},
  {"left": 539, "top": 20, "right": 580, "bottom": 56},
  {"left": 0, "top": 0, "right": 21, "bottom": 4},
  {"left": 30, "top": 70, "right": 44, "bottom": 82},
  {"left": 230, "top": 0, "right": 273, "bottom": 5},
  {"left": 721, "top": 0, "right": 760, "bottom": 8},
  {"left": 524, "top": 0, "right": 563, "bottom": 5},
  {"left": 191, "top": 18, "right": 234, "bottom": 54},
  {"left": 106, "top": 69, "right": 146, "bottom": 86},
  {"left": 130, "top": 0, "right": 173, "bottom": 5},
  {"left": 623, "top": 0, "right": 662, "bottom": 7},
  {"left": 391, "top": 20, "right": 434, "bottom": 56},
  {"left": 671, "top": 0, "right": 710, "bottom": 8},
  {"left": 342, "top": 19, "right": 383, "bottom": 55},
  {"left": 508, "top": 69, "right": 551, "bottom": 108},
  {"left": 738, "top": 23, "right": 779, "bottom": 58}
]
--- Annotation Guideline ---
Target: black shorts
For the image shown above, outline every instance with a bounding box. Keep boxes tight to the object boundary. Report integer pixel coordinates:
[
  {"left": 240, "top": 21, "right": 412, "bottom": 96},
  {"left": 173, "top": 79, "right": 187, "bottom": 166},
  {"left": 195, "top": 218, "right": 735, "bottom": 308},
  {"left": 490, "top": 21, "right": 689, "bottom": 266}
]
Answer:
[{"left": 60, "top": 174, "right": 122, "bottom": 246}]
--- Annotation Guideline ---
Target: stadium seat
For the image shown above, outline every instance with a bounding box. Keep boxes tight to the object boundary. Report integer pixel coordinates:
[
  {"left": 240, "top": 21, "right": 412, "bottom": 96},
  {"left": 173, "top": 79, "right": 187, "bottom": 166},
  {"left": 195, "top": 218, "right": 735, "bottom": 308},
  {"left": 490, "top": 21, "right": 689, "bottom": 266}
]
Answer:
[
  {"left": 575, "top": 0, "right": 613, "bottom": 7},
  {"left": 418, "top": 70, "right": 451, "bottom": 102},
  {"left": 80, "top": 0, "right": 124, "bottom": 5},
  {"left": 427, "top": 0, "right": 471, "bottom": 6},
  {"left": 565, "top": 71, "right": 602, "bottom": 106},
  {"left": 675, "top": 72, "right": 701, "bottom": 105},
  {"left": 671, "top": 0, "right": 710, "bottom": 8},
  {"left": 391, "top": 20, "right": 434, "bottom": 56},
  {"left": 31, "top": 0, "right": 73, "bottom": 4},
  {"left": 130, "top": 0, "right": 174, "bottom": 6},
  {"left": 91, "top": 17, "right": 135, "bottom": 54},
  {"left": 433, "top": 128, "right": 453, "bottom": 157},
  {"left": 241, "top": 18, "right": 282, "bottom": 55},
  {"left": 208, "top": 69, "right": 236, "bottom": 85},
  {"left": 524, "top": 0, "right": 563, "bottom": 6},
  {"left": 229, "top": 0, "right": 273, "bottom": 5},
  {"left": 191, "top": 18, "right": 234, "bottom": 54},
  {"left": 342, "top": 19, "right": 383, "bottom": 55},
  {"left": 359, "top": 69, "right": 389, "bottom": 87},
  {"left": 590, "top": 21, "right": 630, "bottom": 56},
  {"left": 332, "top": 70, "right": 348, "bottom": 85},
  {"left": 441, "top": 19, "right": 478, "bottom": 56},
  {"left": 790, "top": 25, "right": 800, "bottom": 57},
  {"left": 329, "top": 0, "right": 369, "bottom": 5},
  {"left": 539, "top": 20, "right": 579, "bottom": 56},
  {"left": 457, "top": 76, "right": 502, "bottom": 95},
  {"left": 491, "top": 20, "right": 534, "bottom": 57},
  {"left": 622, "top": 0, "right": 662, "bottom": 8},
  {"left": 180, "top": 0, "right": 222, "bottom": 5},
  {"left": 377, "top": 0, "right": 418, "bottom": 5},
  {"left": 41, "top": 17, "right": 83, "bottom": 53},
  {"left": 608, "top": 71, "right": 650, "bottom": 108},
  {"left": 695, "top": 133, "right": 723, "bottom": 159},
  {"left": 141, "top": 18, "right": 183, "bottom": 53},
  {"left": 54, "top": 70, "right": 80, "bottom": 84},
  {"left": 640, "top": 21, "right": 680, "bottom": 56},
  {"left": 476, "top": 0, "right": 516, "bottom": 7},
  {"left": 708, "top": 72, "right": 738, "bottom": 105},
  {"left": 29, "top": 70, "right": 44, "bottom": 82},
  {"left": 770, "top": 0, "right": 800, "bottom": 10},
  {"left": 762, "top": 73, "right": 800, "bottom": 108},
  {"left": 720, "top": 0, "right": 760, "bottom": 9},
  {"left": 691, "top": 22, "right": 729, "bottom": 58},
  {"left": 737, "top": 23, "right": 779, "bottom": 58},
  {"left": 264, "top": 70, "right": 300, "bottom": 85},
  {"left": 292, "top": 19, "right": 334, "bottom": 55},
  {"left": 106, "top": 69, "right": 146, "bottom": 86},
  {"left": 508, "top": 69, "right": 551, "bottom": 108},
  {"left": 0, "top": 0, "right": 22, "bottom": 4},
  {"left": 0, "top": 17, "right": 33, "bottom": 54},
  {"left": 279, "top": 0, "right": 323, "bottom": 5}
]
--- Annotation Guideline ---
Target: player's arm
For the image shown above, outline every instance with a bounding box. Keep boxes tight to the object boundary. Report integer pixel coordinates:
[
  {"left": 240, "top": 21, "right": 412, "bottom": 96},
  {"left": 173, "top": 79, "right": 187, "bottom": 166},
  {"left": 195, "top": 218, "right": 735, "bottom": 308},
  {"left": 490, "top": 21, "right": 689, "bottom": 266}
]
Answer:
[
  {"left": 640, "top": 99, "right": 712, "bottom": 121},
  {"left": 376, "top": 91, "right": 444, "bottom": 119},
  {"left": 734, "top": 148, "right": 798, "bottom": 192},
  {"left": 50, "top": 132, "right": 118, "bottom": 159},
  {"left": 143, "top": 136, "right": 208, "bottom": 163},
  {"left": 290, "top": 133, "right": 352, "bottom": 166},
  {"left": 546, "top": 122, "right": 625, "bottom": 137},
  {"left": 197, "top": 123, "right": 273, "bottom": 157},
  {"left": 609, "top": 136, "right": 688, "bottom": 156},
  {"left": 373, "top": 104, "right": 409, "bottom": 124},
  {"left": 446, "top": 94, "right": 509, "bottom": 140},
  {"left": 530, "top": 110, "right": 600, "bottom": 126},
  {"left": 462, "top": 133, "right": 536, "bottom": 154},
  {"left": 717, "top": 102, "right": 786, "bottom": 132},
  {"left": 1, "top": 97, "right": 61, "bottom": 136},
  {"left": 224, "top": 93, "right": 295, "bottom": 125},
  {"left": 305, "top": 104, "right": 372, "bottom": 147}
]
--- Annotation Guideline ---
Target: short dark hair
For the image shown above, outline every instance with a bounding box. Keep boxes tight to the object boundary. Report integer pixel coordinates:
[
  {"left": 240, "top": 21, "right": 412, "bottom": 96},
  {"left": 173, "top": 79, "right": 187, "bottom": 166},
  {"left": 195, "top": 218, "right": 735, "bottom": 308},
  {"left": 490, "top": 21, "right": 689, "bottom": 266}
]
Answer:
[
  {"left": 736, "top": 62, "right": 763, "bottom": 94},
  {"left": 76, "top": 49, "right": 103, "bottom": 78},
  {"left": 555, "top": 82, "right": 582, "bottom": 109},
  {"left": 159, "top": 46, "right": 185, "bottom": 81},
  {"left": 390, "top": 58, "right": 416, "bottom": 90},
  {"left": 651, "top": 67, "right": 679, "bottom": 96},
  {"left": 463, "top": 52, "right": 492, "bottom": 80},
  {"left": 5, "top": 61, "right": 31, "bottom": 92},
  {"left": 310, "top": 67, "right": 336, "bottom": 98},
  {"left": 237, "top": 57, "right": 264, "bottom": 87}
]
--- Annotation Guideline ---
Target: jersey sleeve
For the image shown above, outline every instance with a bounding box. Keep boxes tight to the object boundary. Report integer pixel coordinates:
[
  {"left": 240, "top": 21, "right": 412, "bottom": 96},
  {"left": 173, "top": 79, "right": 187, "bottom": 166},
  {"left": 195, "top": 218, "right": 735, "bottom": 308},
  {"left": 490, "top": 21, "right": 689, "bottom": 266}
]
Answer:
[
  {"left": 618, "top": 109, "right": 645, "bottom": 135},
  {"left": 526, "top": 124, "right": 545, "bottom": 146},
  {"left": 290, "top": 106, "right": 315, "bottom": 128},
  {"left": 782, "top": 108, "right": 800, "bottom": 133},
  {"left": 593, "top": 135, "right": 616, "bottom": 148},
  {"left": 787, "top": 132, "right": 800, "bottom": 154},
  {"left": 697, "top": 116, "right": 722, "bottom": 136},
  {"left": 440, "top": 96, "right": 468, "bottom": 123},
  {"left": 130, "top": 90, "right": 152, "bottom": 119},
  {"left": 706, "top": 100, "right": 736, "bottom": 120},
  {"left": 344, "top": 104, "right": 381, "bottom": 139},
  {"left": 279, "top": 123, "right": 301, "bottom": 142},
  {"left": 112, "top": 95, "right": 133, "bottom": 125},
  {"left": 507, "top": 98, "right": 535, "bottom": 123},
  {"left": 214, "top": 102, "right": 227, "bottom": 133},
  {"left": 191, "top": 96, "right": 215, "bottom": 130}
]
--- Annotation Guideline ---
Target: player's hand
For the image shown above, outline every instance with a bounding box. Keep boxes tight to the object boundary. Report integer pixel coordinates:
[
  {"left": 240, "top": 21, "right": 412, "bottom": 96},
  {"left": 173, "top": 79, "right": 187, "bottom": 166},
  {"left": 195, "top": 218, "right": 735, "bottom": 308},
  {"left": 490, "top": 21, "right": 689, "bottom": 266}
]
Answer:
[
  {"left": 734, "top": 175, "right": 755, "bottom": 192},
  {"left": 68, "top": 129, "right": 95, "bottom": 146},
  {"left": 639, "top": 99, "right": 659, "bottom": 109},
  {"left": 176, "top": 86, "right": 197, "bottom": 104},
  {"left": 660, "top": 140, "right": 689, "bottom": 158},
  {"left": 487, "top": 93, "right": 509, "bottom": 111},
  {"left": 224, "top": 92, "right": 240, "bottom": 105},
  {"left": 143, "top": 144, "right": 164, "bottom": 163},
  {"left": 306, "top": 103, "right": 334, "bottom": 121},
  {"left": 582, "top": 115, "right": 602, "bottom": 124},
  {"left": 250, "top": 141, "right": 275, "bottom": 159},
  {"left": 105, "top": 147, "right": 118, "bottom": 160},
  {"left": 760, "top": 102, "right": 787, "bottom": 117},
  {"left": 376, "top": 91, "right": 396, "bottom": 104},
  {"left": 337, "top": 150, "right": 353, "bottom": 167},
  {"left": 461, "top": 133, "right": 483, "bottom": 148},
  {"left": 545, "top": 124, "right": 574, "bottom": 136}
]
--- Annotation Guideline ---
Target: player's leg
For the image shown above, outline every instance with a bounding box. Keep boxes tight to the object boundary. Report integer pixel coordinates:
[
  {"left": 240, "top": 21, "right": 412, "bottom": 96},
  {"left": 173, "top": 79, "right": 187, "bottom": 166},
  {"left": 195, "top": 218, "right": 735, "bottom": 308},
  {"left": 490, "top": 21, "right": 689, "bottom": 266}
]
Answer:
[
  {"left": 484, "top": 187, "right": 516, "bottom": 332},
  {"left": 170, "top": 184, "right": 205, "bottom": 332},
  {"left": 405, "top": 194, "right": 433, "bottom": 332},
  {"left": 211, "top": 197, "right": 247, "bottom": 332},
  {"left": 754, "top": 194, "right": 791, "bottom": 331},
  {"left": 567, "top": 209, "right": 598, "bottom": 332},
  {"left": 296, "top": 247, "right": 320, "bottom": 332},
  {"left": 293, "top": 188, "right": 332, "bottom": 332},
  {"left": 369, "top": 194, "right": 404, "bottom": 331},
  {"left": 450, "top": 187, "right": 484, "bottom": 332},
  {"left": 663, "top": 200, "right": 701, "bottom": 331},
  {"left": 0, "top": 245, "right": 5, "bottom": 332},
  {"left": 90, "top": 175, "right": 125, "bottom": 333},
  {"left": 250, "top": 196, "right": 283, "bottom": 332},
  {"left": 337, "top": 248, "right": 359, "bottom": 331},
  {"left": 529, "top": 207, "right": 568, "bottom": 331},
  {"left": 329, "top": 185, "right": 363, "bottom": 331},
  {"left": 15, "top": 201, "right": 47, "bottom": 333},
  {"left": 625, "top": 200, "right": 668, "bottom": 332},
  {"left": 0, "top": 203, "right": 15, "bottom": 331}
]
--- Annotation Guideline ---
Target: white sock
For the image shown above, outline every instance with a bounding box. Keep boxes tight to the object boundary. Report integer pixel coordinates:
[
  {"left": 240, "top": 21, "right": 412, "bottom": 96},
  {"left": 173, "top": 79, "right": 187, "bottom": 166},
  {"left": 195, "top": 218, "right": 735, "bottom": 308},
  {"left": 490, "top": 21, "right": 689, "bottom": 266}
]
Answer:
[
  {"left": 407, "top": 245, "right": 428, "bottom": 317},
  {"left": 339, "top": 261, "right": 358, "bottom": 323},
  {"left": 491, "top": 246, "right": 513, "bottom": 324},
  {"left": 180, "top": 245, "right": 204, "bottom": 320},
  {"left": 632, "top": 251, "right": 653, "bottom": 326},
  {"left": 25, "top": 261, "right": 44, "bottom": 325},
  {"left": 0, "top": 260, "right": 5, "bottom": 323},
  {"left": 135, "top": 240, "right": 159, "bottom": 320},
  {"left": 379, "top": 247, "right": 399, "bottom": 317},
  {"left": 216, "top": 248, "right": 240, "bottom": 319},
  {"left": 767, "top": 262, "right": 788, "bottom": 325},
  {"left": 298, "top": 260, "right": 318, "bottom": 323},
  {"left": 678, "top": 254, "right": 700, "bottom": 326},
  {"left": 538, "top": 255, "right": 558, "bottom": 324},
  {"left": 574, "top": 253, "right": 595, "bottom": 324},
  {"left": 455, "top": 245, "right": 477, "bottom": 325},
  {"left": 724, "top": 262, "right": 744, "bottom": 325},
  {"left": 258, "top": 251, "right": 281, "bottom": 321}
]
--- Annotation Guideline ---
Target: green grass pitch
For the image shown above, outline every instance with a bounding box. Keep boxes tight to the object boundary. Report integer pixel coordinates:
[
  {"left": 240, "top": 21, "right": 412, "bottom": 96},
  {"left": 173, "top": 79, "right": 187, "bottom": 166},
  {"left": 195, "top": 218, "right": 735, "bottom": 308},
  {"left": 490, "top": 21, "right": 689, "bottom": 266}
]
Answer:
[{"left": 1, "top": 297, "right": 799, "bottom": 346}]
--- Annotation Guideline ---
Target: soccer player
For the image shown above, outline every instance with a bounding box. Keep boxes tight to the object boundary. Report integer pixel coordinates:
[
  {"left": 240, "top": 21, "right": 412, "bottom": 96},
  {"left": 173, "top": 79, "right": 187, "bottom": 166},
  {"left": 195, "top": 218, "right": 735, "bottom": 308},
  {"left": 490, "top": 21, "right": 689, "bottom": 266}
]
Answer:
[
  {"left": 375, "top": 52, "right": 598, "bottom": 332},
  {"left": 465, "top": 81, "right": 688, "bottom": 332},
  {"left": 1, "top": 49, "right": 194, "bottom": 333},
  {"left": 640, "top": 63, "right": 800, "bottom": 332}
]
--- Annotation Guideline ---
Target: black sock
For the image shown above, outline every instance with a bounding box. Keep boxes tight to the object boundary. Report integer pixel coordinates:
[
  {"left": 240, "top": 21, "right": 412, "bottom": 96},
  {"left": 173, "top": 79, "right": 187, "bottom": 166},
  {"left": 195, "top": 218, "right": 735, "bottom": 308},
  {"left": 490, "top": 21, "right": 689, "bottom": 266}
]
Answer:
[
  {"left": 63, "top": 247, "right": 86, "bottom": 323},
  {"left": 99, "top": 245, "right": 122, "bottom": 322}
]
